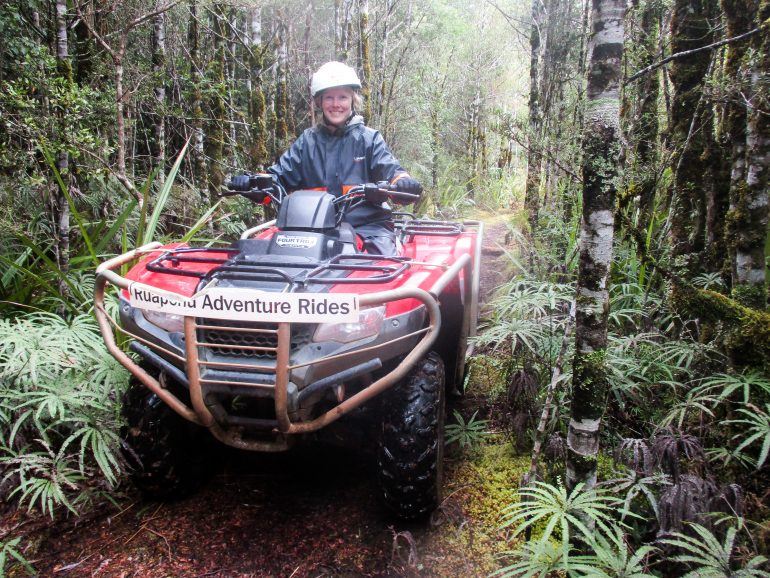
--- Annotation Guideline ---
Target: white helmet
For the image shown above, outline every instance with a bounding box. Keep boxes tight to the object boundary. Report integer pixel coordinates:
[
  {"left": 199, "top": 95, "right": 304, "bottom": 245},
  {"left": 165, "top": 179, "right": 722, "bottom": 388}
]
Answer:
[{"left": 311, "top": 61, "right": 361, "bottom": 97}]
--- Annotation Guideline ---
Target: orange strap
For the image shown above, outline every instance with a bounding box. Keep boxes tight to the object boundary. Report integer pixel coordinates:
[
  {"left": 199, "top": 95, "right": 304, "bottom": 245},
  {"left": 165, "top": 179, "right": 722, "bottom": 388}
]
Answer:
[{"left": 389, "top": 172, "right": 411, "bottom": 186}]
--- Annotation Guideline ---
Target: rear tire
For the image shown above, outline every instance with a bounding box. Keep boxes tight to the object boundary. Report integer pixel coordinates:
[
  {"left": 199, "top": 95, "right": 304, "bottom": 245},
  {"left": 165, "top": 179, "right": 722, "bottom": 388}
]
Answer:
[
  {"left": 121, "top": 378, "right": 210, "bottom": 500},
  {"left": 378, "top": 352, "right": 446, "bottom": 519}
]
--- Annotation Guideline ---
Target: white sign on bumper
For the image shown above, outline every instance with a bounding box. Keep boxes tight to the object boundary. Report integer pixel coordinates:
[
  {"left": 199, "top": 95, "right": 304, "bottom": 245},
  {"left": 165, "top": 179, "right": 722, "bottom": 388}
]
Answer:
[{"left": 129, "top": 283, "right": 359, "bottom": 323}]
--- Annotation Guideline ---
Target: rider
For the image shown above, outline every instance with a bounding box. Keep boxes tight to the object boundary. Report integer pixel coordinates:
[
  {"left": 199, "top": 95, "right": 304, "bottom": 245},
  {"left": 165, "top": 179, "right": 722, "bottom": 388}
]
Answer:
[{"left": 267, "top": 61, "right": 423, "bottom": 255}]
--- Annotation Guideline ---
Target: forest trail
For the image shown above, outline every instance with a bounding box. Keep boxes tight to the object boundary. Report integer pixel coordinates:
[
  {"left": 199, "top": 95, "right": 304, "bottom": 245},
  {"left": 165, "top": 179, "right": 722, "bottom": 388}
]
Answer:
[{"left": 23, "top": 214, "right": 517, "bottom": 578}]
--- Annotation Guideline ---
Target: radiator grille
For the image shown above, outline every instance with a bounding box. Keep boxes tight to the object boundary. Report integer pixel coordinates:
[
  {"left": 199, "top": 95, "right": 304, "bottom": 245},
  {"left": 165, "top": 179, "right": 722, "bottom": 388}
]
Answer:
[{"left": 200, "top": 321, "right": 313, "bottom": 359}]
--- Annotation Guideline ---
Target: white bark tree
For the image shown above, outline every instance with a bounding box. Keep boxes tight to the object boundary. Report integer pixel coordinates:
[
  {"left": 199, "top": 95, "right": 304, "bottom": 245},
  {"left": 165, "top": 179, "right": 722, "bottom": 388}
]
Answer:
[{"left": 566, "top": 0, "right": 626, "bottom": 491}]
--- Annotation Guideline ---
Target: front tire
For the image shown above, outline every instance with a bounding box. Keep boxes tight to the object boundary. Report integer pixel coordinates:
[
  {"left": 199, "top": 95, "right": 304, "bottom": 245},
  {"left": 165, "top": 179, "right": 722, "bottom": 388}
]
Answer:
[
  {"left": 378, "top": 352, "right": 446, "bottom": 519},
  {"left": 121, "top": 378, "right": 210, "bottom": 500}
]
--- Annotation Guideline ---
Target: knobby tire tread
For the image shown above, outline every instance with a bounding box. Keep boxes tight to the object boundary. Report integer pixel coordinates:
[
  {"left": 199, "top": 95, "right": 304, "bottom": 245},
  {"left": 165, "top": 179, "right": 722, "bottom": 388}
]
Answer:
[{"left": 378, "top": 352, "right": 445, "bottom": 519}]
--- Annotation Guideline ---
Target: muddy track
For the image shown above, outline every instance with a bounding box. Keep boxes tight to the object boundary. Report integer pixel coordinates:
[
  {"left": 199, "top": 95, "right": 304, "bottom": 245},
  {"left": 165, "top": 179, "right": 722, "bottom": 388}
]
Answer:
[{"left": 24, "top": 217, "right": 513, "bottom": 578}]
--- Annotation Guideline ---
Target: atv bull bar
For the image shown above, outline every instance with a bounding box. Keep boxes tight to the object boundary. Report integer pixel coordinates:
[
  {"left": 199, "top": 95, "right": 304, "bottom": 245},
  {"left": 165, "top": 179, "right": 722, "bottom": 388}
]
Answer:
[{"left": 94, "top": 242, "right": 476, "bottom": 451}]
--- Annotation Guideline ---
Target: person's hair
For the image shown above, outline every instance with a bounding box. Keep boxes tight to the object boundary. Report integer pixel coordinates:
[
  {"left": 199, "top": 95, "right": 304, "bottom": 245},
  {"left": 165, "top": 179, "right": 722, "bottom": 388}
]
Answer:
[{"left": 314, "top": 88, "right": 364, "bottom": 114}]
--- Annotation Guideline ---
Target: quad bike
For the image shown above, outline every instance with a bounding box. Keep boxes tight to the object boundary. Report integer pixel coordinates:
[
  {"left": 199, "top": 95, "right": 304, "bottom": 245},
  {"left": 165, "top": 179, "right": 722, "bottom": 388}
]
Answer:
[{"left": 94, "top": 175, "right": 483, "bottom": 519}]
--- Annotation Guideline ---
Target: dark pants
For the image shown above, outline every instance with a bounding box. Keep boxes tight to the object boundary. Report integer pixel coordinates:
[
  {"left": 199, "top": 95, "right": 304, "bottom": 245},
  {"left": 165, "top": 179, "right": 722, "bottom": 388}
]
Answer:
[{"left": 354, "top": 222, "right": 397, "bottom": 255}]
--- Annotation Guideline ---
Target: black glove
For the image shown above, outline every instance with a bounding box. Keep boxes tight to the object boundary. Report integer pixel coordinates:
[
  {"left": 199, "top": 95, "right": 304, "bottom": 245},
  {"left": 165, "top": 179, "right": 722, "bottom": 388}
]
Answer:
[
  {"left": 229, "top": 174, "right": 253, "bottom": 191},
  {"left": 395, "top": 177, "right": 423, "bottom": 197}
]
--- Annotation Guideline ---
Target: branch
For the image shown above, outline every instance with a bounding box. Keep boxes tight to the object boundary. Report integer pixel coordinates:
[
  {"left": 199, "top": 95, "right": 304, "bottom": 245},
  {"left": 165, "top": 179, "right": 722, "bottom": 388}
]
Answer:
[
  {"left": 483, "top": 0, "right": 528, "bottom": 39},
  {"left": 509, "top": 128, "right": 582, "bottom": 182},
  {"left": 523, "top": 299, "right": 575, "bottom": 488},
  {"left": 626, "top": 26, "right": 763, "bottom": 84},
  {"left": 74, "top": 1, "right": 116, "bottom": 60},
  {"left": 78, "top": 147, "right": 141, "bottom": 201},
  {"left": 74, "top": 0, "right": 180, "bottom": 60},
  {"left": 125, "top": 0, "right": 181, "bottom": 32}
]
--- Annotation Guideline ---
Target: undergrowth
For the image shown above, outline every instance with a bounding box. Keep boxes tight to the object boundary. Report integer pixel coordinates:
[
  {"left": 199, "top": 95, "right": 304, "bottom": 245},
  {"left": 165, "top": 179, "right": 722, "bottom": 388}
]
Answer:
[{"left": 472, "top": 210, "right": 770, "bottom": 576}]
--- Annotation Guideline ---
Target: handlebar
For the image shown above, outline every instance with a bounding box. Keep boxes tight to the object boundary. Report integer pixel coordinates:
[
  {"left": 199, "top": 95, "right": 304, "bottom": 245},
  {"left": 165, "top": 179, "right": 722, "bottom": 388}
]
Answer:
[{"left": 221, "top": 176, "right": 419, "bottom": 208}]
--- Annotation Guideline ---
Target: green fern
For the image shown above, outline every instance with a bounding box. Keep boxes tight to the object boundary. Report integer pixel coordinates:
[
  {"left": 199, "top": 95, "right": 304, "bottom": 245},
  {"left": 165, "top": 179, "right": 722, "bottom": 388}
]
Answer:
[
  {"left": 728, "top": 404, "right": 770, "bottom": 469},
  {"left": 501, "top": 481, "right": 623, "bottom": 561},
  {"left": 445, "top": 410, "right": 490, "bottom": 450},
  {"left": 0, "top": 536, "right": 35, "bottom": 577},
  {"left": 693, "top": 373, "right": 770, "bottom": 405},
  {"left": 660, "top": 523, "right": 770, "bottom": 578},
  {"left": 577, "top": 528, "right": 657, "bottom": 578},
  {"left": 0, "top": 311, "right": 129, "bottom": 517}
]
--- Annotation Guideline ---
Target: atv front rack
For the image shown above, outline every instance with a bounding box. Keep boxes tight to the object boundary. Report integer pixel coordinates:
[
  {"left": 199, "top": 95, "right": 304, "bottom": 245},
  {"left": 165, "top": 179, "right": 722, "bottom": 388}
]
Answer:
[
  {"left": 93, "top": 237, "right": 479, "bottom": 451},
  {"left": 138, "top": 244, "right": 411, "bottom": 289}
]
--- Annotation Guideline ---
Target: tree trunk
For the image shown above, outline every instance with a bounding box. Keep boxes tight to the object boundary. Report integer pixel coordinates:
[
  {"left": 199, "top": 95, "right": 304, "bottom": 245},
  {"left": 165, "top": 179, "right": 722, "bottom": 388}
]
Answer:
[
  {"left": 228, "top": 8, "right": 238, "bottom": 168},
  {"left": 303, "top": 2, "right": 314, "bottom": 125},
  {"left": 566, "top": 0, "right": 625, "bottom": 491},
  {"left": 248, "top": 7, "right": 268, "bottom": 168},
  {"left": 633, "top": 0, "right": 662, "bottom": 229},
  {"left": 207, "top": 3, "right": 227, "bottom": 201},
  {"left": 189, "top": 0, "right": 207, "bottom": 188},
  {"left": 524, "top": 0, "right": 544, "bottom": 231},
  {"left": 360, "top": 0, "right": 373, "bottom": 122},
  {"left": 667, "top": 0, "right": 717, "bottom": 277},
  {"left": 376, "top": 0, "right": 394, "bottom": 123},
  {"left": 54, "top": 0, "right": 71, "bottom": 299},
  {"left": 274, "top": 17, "right": 290, "bottom": 151},
  {"left": 732, "top": 0, "right": 769, "bottom": 308},
  {"left": 115, "top": 49, "right": 127, "bottom": 185},
  {"left": 152, "top": 0, "right": 167, "bottom": 186}
]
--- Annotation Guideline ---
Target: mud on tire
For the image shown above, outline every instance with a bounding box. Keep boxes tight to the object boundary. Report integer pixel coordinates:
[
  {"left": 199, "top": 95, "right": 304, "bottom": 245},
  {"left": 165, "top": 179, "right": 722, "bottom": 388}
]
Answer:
[
  {"left": 121, "top": 378, "right": 211, "bottom": 500},
  {"left": 378, "top": 352, "right": 446, "bottom": 519}
]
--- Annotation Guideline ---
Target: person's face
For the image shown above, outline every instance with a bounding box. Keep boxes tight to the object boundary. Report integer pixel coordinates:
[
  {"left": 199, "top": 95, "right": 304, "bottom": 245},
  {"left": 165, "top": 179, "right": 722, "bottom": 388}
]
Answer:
[{"left": 321, "top": 87, "right": 354, "bottom": 128}]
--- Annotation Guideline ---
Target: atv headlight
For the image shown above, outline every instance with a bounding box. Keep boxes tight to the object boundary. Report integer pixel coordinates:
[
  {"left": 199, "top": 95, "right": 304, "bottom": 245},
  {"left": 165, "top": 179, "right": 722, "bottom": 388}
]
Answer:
[
  {"left": 313, "top": 306, "right": 385, "bottom": 344},
  {"left": 143, "top": 310, "right": 184, "bottom": 333}
]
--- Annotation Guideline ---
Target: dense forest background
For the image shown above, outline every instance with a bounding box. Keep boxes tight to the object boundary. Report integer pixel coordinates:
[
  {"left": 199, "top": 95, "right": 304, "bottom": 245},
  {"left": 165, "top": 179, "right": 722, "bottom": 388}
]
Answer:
[{"left": 0, "top": 0, "right": 768, "bottom": 575}]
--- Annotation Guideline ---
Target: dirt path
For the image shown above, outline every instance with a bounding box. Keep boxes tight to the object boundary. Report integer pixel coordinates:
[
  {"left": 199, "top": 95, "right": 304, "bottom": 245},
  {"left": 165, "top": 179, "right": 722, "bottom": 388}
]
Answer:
[{"left": 15, "top": 215, "right": 516, "bottom": 578}]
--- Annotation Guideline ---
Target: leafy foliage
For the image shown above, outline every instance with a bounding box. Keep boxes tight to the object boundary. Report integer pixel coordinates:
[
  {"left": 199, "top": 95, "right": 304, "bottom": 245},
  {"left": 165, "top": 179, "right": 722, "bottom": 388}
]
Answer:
[
  {"left": 0, "top": 535, "right": 34, "bottom": 577},
  {"left": 728, "top": 404, "right": 770, "bottom": 469},
  {"left": 501, "top": 482, "right": 623, "bottom": 558},
  {"left": 445, "top": 410, "right": 491, "bottom": 450},
  {"left": 661, "top": 523, "right": 770, "bottom": 578},
  {"left": 0, "top": 312, "right": 130, "bottom": 517}
]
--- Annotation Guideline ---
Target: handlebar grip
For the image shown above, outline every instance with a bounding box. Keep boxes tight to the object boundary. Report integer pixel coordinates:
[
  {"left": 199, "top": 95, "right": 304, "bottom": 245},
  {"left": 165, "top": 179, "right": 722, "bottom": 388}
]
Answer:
[{"left": 388, "top": 191, "right": 420, "bottom": 202}]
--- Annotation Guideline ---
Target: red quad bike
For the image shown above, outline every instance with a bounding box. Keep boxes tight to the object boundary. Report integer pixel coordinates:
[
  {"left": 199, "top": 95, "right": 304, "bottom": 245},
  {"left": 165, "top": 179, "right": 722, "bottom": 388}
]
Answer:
[{"left": 94, "top": 175, "right": 483, "bottom": 519}]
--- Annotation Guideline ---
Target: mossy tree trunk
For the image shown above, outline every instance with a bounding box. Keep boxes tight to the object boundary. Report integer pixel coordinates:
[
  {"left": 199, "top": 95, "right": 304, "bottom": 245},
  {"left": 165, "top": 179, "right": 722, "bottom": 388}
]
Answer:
[
  {"left": 302, "top": 2, "right": 315, "bottom": 126},
  {"left": 151, "top": 0, "right": 166, "bottom": 187},
  {"left": 359, "top": 0, "right": 373, "bottom": 123},
  {"left": 632, "top": 0, "right": 662, "bottom": 231},
  {"left": 189, "top": 0, "right": 207, "bottom": 188},
  {"left": 335, "top": 0, "right": 353, "bottom": 62},
  {"left": 667, "top": 0, "right": 717, "bottom": 277},
  {"left": 728, "top": 0, "right": 768, "bottom": 308},
  {"left": 274, "top": 17, "right": 290, "bottom": 152},
  {"left": 566, "top": 0, "right": 625, "bottom": 492},
  {"left": 206, "top": 3, "right": 227, "bottom": 202},
  {"left": 375, "top": 0, "right": 395, "bottom": 125},
  {"left": 524, "top": 0, "right": 544, "bottom": 235},
  {"left": 227, "top": 8, "right": 238, "bottom": 168},
  {"left": 248, "top": 7, "right": 268, "bottom": 169}
]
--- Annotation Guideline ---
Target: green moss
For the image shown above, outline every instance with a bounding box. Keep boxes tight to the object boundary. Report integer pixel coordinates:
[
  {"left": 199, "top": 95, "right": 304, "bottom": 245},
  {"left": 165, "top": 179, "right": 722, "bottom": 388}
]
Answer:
[
  {"left": 731, "top": 284, "right": 767, "bottom": 310},
  {"left": 572, "top": 349, "right": 609, "bottom": 419},
  {"left": 449, "top": 441, "right": 529, "bottom": 527},
  {"left": 670, "top": 285, "right": 770, "bottom": 368}
]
